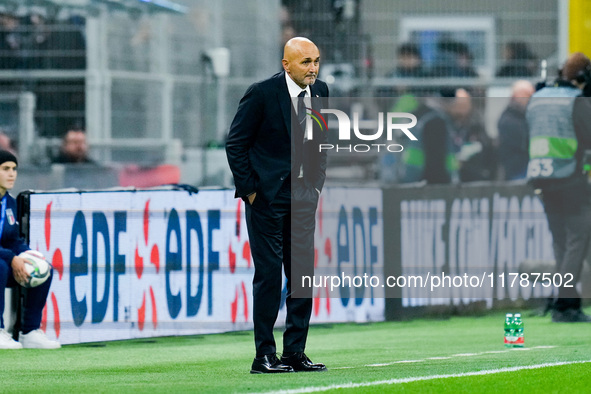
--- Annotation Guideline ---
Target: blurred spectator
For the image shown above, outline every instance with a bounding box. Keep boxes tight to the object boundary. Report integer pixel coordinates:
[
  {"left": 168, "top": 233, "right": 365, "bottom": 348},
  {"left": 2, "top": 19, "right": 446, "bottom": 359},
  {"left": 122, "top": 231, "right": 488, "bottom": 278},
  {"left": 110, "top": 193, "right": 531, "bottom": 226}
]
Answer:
[
  {"left": 280, "top": 5, "right": 296, "bottom": 47},
  {"left": 282, "top": 24, "right": 296, "bottom": 47},
  {"left": 44, "top": 15, "right": 86, "bottom": 70},
  {"left": 387, "top": 43, "right": 429, "bottom": 78},
  {"left": 0, "top": 12, "right": 85, "bottom": 70},
  {"left": 18, "top": 13, "right": 50, "bottom": 70},
  {"left": 34, "top": 15, "right": 86, "bottom": 137},
  {"left": 397, "top": 97, "right": 456, "bottom": 184},
  {"left": 434, "top": 40, "right": 479, "bottom": 78},
  {"left": 0, "top": 12, "right": 20, "bottom": 70},
  {"left": 0, "top": 131, "right": 16, "bottom": 155},
  {"left": 377, "top": 43, "right": 430, "bottom": 105},
  {"left": 0, "top": 12, "right": 86, "bottom": 137},
  {"left": 455, "top": 44, "right": 479, "bottom": 78},
  {"left": 497, "top": 80, "right": 535, "bottom": 180},
  {"left": 52, "top": 126, "right": 94, "bottom": 164},
  {"left": 496, "top": 41, "right": 538, "bottom": 78},
  {"left": 444, "top": 88, "right": 496, "bottom": 182}
]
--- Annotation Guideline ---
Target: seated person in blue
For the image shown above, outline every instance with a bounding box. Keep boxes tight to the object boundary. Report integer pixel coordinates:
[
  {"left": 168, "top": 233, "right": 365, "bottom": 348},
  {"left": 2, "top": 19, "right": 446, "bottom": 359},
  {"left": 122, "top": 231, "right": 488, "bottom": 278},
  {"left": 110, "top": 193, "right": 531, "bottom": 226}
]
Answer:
[{"left": 0, "top": 150, "right": 60, "bottom": 349}]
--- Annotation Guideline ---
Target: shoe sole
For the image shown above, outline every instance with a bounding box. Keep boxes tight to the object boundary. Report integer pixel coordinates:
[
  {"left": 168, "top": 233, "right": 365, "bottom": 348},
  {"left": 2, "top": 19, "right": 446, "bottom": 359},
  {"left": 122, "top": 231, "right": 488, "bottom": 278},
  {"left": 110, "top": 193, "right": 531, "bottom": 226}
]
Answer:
[
  {"left": 22, "top": 346, "right": 62, "bottom": 349},
  {"left": 280, "top": 361, "right": 328, "bottom": 372},
  {"left": 250, "top": 368, "right": 295, "bottom": 374}
]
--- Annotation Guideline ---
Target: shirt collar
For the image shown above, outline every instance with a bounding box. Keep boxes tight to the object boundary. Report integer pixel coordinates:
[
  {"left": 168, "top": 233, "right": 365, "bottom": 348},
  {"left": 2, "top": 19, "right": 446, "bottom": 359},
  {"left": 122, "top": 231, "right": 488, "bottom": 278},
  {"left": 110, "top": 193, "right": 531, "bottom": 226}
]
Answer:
[{"left": 285, "top": 72, "right": 311, "bottom": 98}]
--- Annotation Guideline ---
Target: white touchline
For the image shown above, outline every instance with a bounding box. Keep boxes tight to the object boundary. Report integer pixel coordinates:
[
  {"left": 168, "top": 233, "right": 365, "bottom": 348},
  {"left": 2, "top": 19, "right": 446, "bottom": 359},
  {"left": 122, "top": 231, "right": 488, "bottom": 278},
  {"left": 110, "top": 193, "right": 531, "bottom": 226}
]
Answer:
[
  {"left": 329, "top": 346, "right": 556, "bottom": 370},
  {"left": 263, "top": 360, "right": 591, "bottom": 394},
  {"left": 366, "top": 359, "right": 422, "bottom": 367},
  {"left": 362, "top": 346, "right": 554, "bottom": 368}
]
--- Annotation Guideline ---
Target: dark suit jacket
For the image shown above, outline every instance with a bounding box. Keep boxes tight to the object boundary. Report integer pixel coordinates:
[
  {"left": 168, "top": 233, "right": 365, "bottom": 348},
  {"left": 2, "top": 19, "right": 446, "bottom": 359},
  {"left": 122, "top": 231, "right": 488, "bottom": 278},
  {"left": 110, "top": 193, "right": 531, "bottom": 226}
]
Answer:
[{"left": 226, "top": 71, "right": 329, "bottom": 205}]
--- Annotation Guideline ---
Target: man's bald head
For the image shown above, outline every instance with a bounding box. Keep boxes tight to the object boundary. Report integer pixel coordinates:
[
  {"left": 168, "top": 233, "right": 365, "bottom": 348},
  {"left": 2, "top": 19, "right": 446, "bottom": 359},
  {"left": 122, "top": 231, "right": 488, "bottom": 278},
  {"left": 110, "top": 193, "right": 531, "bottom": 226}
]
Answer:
[
  {"left": 511, "top": 80, "right": 534, "bottom": 98},
  {"left": 283, "top": 37, "right": 316, "bottom": 59},
  {"left": 282, "top": 37, "right": 320, "bottom": 89},
  {"left": 511, "top": 80, "right": 535, "bottom": 107},
  {"left": 448, "top": 88, "right": 472, "bottom": 120}
]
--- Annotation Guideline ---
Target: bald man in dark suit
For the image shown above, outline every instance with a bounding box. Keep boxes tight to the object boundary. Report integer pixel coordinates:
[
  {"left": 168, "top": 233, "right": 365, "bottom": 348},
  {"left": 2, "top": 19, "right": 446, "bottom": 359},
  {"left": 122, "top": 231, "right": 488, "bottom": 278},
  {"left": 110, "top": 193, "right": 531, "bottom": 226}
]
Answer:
[{"left": 226, "top": 37, "right": 328, "bottom": 373}]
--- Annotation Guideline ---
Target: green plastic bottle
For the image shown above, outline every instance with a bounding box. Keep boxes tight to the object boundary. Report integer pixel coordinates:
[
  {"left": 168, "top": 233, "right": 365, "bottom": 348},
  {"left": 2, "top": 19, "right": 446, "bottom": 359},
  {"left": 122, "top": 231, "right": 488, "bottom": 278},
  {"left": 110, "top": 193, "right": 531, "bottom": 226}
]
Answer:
[
  {"left": 504, "top": 313, "right": 514, "bottom": 348},
  {"left": 513, "top": 313, "right": 524, "bottom": 347}
]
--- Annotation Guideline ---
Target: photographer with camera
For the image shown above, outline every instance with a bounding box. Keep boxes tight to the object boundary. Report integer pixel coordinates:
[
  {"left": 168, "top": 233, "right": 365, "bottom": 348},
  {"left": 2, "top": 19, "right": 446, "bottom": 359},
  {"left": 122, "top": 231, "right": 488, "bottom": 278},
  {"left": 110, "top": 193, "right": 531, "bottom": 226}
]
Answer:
[{"left": 526, "top": 52, "right": 591, "bottom": 323}]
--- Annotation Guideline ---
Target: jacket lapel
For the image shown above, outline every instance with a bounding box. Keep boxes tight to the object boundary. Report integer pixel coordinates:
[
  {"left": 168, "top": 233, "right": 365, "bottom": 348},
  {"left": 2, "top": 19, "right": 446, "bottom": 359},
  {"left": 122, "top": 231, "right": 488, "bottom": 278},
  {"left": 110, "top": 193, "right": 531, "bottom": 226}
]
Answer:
[{"left": 276, "top": 72, "right": 292, "bottom": 136}]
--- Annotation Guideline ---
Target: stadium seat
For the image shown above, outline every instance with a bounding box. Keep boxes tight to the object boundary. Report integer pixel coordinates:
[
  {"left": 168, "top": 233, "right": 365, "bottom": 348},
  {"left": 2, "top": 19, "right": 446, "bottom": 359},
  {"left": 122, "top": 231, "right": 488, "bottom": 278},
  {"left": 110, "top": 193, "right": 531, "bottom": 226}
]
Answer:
[{"left": 118, "top": 164, "right": 181, "bottom": 188}]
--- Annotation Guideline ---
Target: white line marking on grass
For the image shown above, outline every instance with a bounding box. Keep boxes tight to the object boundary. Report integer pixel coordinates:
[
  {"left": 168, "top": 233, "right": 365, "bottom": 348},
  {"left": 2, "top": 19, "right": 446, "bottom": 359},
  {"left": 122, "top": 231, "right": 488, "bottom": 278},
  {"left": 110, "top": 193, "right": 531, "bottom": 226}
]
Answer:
[
  {"left": 330, "top": 346, "right": 557, "bottom": 370},
  {"left": 264, "top": 360, "right": 591, "bottom": 394},
  {"left": 363, "top": 346, "right": 555, "bottom": 368},
  {"left": 367, "top": 359, "right": 422, "bottom": 367}
]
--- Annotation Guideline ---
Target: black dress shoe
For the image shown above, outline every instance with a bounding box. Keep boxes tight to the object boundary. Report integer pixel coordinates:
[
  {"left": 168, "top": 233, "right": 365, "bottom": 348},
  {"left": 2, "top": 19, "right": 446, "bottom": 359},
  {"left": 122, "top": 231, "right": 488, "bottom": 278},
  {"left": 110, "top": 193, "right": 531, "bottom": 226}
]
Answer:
[
  {"left": 250, "top": 354, "right": 295, "bottom": 374},
  {"left": 281, "top": 352, "right": 327, "bottom": 372}
]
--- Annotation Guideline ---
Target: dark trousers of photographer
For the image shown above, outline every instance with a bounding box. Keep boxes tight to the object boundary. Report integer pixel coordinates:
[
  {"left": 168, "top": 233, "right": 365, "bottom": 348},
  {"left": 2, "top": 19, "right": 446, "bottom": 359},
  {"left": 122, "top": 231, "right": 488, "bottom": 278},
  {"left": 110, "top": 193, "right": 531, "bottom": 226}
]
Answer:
[{"left": 542, "top": 184, "right": 591, "bottom": 311}]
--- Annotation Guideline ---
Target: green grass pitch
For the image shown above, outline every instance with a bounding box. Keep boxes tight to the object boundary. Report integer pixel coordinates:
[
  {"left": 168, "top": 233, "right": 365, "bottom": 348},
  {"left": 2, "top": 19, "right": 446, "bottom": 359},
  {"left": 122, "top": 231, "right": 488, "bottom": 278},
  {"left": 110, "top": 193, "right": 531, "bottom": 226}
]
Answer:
[{"left": 1, "top": 308, "right": 590, "bottom": 393}]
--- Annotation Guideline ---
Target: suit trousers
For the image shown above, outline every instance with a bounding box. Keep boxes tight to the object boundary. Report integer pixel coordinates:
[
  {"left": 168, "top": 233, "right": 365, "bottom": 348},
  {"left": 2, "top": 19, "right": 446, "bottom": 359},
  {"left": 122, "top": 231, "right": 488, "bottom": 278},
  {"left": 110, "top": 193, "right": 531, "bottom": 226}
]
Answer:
[{"left": 245, "top": 178, "right": 318, "bottom": 356}]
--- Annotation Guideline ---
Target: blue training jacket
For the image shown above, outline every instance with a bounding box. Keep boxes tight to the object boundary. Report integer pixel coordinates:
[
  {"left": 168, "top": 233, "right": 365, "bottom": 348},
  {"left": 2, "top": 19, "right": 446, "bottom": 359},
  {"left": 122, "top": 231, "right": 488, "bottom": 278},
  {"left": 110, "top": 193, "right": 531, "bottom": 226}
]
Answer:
[{"left": 0, "top": 192, "right": 30, "bottom": 264}]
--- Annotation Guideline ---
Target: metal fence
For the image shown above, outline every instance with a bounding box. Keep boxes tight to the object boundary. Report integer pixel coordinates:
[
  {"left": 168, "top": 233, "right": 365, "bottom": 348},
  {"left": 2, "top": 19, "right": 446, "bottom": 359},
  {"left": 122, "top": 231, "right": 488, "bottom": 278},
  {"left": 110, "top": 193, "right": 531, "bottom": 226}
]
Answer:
[
  {"left": 285, "top": 0, "right": 562, "bottom": 85},
  {"left": 0, "top": 0, "right": 567, "bottom": 187},
  {"left": 0, "top": 0, "right": 281, "bottom": 171}
]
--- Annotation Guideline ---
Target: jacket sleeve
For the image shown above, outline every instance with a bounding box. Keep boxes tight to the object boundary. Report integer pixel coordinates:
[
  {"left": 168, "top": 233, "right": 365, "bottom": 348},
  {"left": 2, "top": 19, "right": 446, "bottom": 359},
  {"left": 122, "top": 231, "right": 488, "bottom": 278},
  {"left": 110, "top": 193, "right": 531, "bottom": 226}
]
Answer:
[
  {"left": 0, "top": 197, "right": 30, "bottom": 264},
  {"left": 225, "top": 83, "right": 264, "bottom": 198},
  {"left": 0, "top": 242, "right": 29, "bottom": 265},
  {"left": 0, "top": 247, "right": 16, "bottom": 265}
]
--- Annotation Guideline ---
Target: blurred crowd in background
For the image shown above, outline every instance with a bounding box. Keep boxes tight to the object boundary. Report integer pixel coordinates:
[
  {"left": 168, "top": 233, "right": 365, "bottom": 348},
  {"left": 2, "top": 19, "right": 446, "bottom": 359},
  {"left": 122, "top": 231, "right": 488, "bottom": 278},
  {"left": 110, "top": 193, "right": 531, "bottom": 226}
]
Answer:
[
  {"left": 0, "top": 0, "right": 572, "bottom": 190},
  {"left": 0, "top": 10, "right": 85, "bottom": 153}
]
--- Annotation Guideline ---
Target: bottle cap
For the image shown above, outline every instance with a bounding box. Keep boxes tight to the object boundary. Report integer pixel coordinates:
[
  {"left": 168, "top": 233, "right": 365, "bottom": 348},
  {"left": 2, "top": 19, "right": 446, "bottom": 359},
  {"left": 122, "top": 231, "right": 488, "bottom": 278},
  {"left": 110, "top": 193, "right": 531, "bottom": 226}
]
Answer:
[
  {"left": 506, "top": 313, "right": 513, "bottom": 316},
  {"left": 515, "top": 313, "right": 521, "bottom": 317}
]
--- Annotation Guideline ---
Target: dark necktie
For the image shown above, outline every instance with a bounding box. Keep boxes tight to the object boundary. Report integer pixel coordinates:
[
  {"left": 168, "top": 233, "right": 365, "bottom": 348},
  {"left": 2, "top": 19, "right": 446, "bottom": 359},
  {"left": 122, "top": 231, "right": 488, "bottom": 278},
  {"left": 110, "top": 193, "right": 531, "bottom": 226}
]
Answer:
[{"left": 297, "top": 90, "right": 307, "bottom": 128}]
